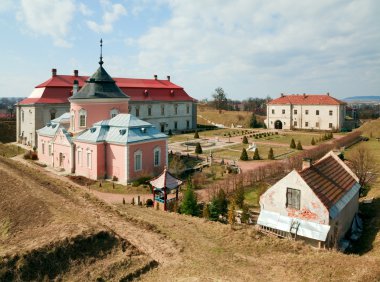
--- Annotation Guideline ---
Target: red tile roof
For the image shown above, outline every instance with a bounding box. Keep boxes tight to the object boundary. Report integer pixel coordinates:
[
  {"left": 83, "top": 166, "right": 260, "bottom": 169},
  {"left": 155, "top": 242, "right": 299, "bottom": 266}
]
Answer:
[
  {"left": 19, "top": 74, "right": 194, "bottom": 105},
  {"left": 268, "top": 94, "right": 345, "bottom": 105},
  {"left": 299, "top": 155, "right": 357, "bottom": 209}
]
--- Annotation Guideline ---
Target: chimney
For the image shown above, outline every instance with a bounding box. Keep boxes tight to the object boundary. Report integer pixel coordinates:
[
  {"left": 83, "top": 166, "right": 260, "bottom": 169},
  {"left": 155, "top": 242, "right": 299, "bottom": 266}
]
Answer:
[
  {"left": 154, "top": 74, "right": 158, "bottom": 80},
  {"left": 327, "top": 92, "right": 330, "bottom": 96},
  {"left": 73, "top": 80, "right": 79, "bottom": 96},
  {"left": 303, "top": 93, "right": 306, "bottom": 97},
  {"left": 302, "top": 158, "right": 312, "bottom": 170},
  {"left": 74, "top": 69, "right": 78, "bottom": 77},
  {"left": 52, "top": 68, "right": 57, "bottom": 77},
  {"left": 167, "top": 75, "right": 170, "bottom": 81},
  {"left": 281, "top": 93, "right": 284, "bottom": 97}
]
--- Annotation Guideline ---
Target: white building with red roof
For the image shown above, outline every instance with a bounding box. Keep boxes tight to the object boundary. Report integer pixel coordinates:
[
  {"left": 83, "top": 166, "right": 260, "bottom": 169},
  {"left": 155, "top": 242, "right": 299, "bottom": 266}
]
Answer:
[
  {"left": 258, "top": 151, "right": 361, "bottom": 248},
  {"left": 266, "top": 93, "right": 347, "bottom": 131},
  {"left": 16, "top": 68, "right": 196, "bottom": 147}
]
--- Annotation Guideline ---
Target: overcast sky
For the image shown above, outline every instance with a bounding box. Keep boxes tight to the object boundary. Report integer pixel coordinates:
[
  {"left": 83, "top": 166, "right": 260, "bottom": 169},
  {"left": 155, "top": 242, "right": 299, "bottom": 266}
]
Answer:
[{"left": 0, "top": 0, "right": 379, "bottom": 100}]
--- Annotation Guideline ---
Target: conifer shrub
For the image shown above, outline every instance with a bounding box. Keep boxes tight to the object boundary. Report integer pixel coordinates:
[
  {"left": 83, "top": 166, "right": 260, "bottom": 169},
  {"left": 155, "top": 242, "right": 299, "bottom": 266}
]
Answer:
[
  {"left": 242, "top": 136, "right": 248, "bottom": 144},
  {"left": 146, "top": 199, "right": 153, "bottom": 207},
  {"left": 290, "top": 138, "right": 296, "bottom": 149},
  {"left": 311, "top": 137, "right": 316, "bottom": 145},
  {"left": 240, "top": 148, "right": 249, "bottom": 161},
  {"left": 122, "top": 198, "right": 125, "bottom": 205},
  {"left": 253, "top": 148, "right": 260, "bottom": 160},
  {"left": 202, "top": 204, "right": 210, "bottom": 219},
  {"left": 194, "top": 131, "right": 199, "bottom": 138},
  {"left": 268, "top": 147, "right": 274, "bottom": 160},
  {"left": 195, "top": 142, "right": 203, "bottom": 154},
  {"left": 180, "top": 179, "right": 198, "bottom": 216},
  {"left": 296, "top": 141, "right": 303, "bottom": 150}
]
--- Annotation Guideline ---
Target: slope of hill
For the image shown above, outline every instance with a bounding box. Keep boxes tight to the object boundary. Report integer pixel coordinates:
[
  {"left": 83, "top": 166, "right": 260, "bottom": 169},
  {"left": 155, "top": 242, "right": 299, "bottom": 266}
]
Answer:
[
  {"left": 1, "top": 152, "right": 380, "bottom": 281},
  {"left": 344, "top": 96, "right": 380, "bottom": 102},
  {"left": 197, "top": 105, "right": 265, "bottom": 128}
]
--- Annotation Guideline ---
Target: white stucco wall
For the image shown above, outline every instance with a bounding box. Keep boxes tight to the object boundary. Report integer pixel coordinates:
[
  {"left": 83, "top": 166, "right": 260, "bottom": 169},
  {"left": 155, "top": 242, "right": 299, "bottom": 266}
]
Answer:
[
  {"left": 266, "top": 104, "right": 346, "bottom": 131},
  {"left": 129, "top": 101, "right": 196, "bottom": 132},
  {"left": 260, "top": 170, "right": 330, "bottom": 225}
]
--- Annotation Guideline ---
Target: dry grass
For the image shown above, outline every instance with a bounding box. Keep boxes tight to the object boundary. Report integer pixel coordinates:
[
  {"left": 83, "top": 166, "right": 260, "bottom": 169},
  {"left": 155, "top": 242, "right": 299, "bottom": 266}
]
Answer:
[
  {"left": 358, "top": 119, "right": 380, "bottom": 138},
  {"left": 197, "top": 105, "right": 265, "bottom": 128}
]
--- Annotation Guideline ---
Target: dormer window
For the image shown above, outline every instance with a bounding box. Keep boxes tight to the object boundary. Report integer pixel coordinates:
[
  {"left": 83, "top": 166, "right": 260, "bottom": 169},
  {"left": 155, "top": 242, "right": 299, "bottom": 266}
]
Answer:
[
  {"left": 110, "top": 108, "right": 119, "bottom": 118},
  {"left": 79, "top": 109, "right": 87, "bottom": 127}
]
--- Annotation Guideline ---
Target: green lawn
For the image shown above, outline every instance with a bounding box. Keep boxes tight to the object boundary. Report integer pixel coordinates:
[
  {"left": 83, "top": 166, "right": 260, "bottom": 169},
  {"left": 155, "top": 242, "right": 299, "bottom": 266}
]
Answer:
[
  {"left": 248, "top": 133, "right": 327, "bottom": 146},
  {"left": 244, "top": 182, "right": 270, "bottom": 208},
  {"left": 212, "top": 143, "right": 296, "bottom": 160}
]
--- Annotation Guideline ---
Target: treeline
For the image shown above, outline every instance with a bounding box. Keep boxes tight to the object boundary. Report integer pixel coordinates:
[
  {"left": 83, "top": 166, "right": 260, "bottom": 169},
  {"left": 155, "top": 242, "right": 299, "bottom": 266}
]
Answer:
[{"left": 206, "top": 87, "right": 271, "bottom": 115}]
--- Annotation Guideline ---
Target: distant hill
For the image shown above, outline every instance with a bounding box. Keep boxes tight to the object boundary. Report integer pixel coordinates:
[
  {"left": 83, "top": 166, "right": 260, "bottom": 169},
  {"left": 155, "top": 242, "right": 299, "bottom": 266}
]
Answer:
[{"left": 343, "top": 96, "right": 380, "bottom": 103}]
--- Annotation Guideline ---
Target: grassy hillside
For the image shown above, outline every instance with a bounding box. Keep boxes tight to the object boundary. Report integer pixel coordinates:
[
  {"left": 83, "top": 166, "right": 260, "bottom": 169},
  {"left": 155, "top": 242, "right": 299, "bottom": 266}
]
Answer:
[
  {"left": 197, "top": 104, "right": 265, "bottom": 128},
  {"left": 358, "top": 119, "right": 380, "bottom": 138}
]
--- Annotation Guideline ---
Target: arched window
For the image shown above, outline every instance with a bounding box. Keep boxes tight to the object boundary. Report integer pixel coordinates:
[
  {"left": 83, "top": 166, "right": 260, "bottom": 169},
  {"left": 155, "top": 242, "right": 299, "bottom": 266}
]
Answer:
[
  {"left": 79, "top": 109, "right": 87, "bottom": 127},
  {"left": 134, "top": 150, "right": 142, "bottom": 171},
  {"left": 50, "top": 108, "right": 56, "bottom": 120},
  {"left": 110, "top": 108, "right": 119, "bottom": 118},
  {"left": 153, "top": 147, "right": 161, "bottom": 167},
  {"left": 71, "top": 111, "right": 75, "bottom": 131}
]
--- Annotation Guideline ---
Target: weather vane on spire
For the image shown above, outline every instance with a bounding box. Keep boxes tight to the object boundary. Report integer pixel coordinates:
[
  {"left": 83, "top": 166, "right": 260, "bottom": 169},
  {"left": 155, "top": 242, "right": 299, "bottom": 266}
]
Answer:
[{"left": 99, "top": 38, "right": 104, "bottom": 65}]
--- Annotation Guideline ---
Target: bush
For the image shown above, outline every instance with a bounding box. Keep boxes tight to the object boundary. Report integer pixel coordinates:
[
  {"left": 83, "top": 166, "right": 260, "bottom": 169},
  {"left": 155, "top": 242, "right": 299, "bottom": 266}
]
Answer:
[
  {"left": 31, "top": 152, "right": 38, "bottom": 160},
  {"left": 311, "top": 137, "right": 316, "bottom": 145},
  {"left": 296, "top": 141, "right": 303, "bottom": 150},
  {"left": 290, "top": 138, "right": 296, "bottom": 149},
  {"left": 194, "top": 131, "right": 200, "bottom": 138},
  {"left": 181, "top": 179, "right": 198, "bottom": 216},
  {"left": 240, "top": 148, "right": 249, "bottom": 161},
  {"left": 112, "top": 175, "right": 118, "bottom": 181},
  {"left": 268, "top": 147, "right": 274, "bottom": 160},
  {"left": 195, "top": 142, "right": 203, "bottom": 154},
  {"left": 242, "top": 136, "right": 248, "bottom": 144},
  {"left": 132, "top": 176, "right": 151, "bottom": 187},
  {"left": 253, "top": 148, "right": 260, "bottom": 160},
  {"left": 146, "top": 199, "right": 154, "bottom": 207}
]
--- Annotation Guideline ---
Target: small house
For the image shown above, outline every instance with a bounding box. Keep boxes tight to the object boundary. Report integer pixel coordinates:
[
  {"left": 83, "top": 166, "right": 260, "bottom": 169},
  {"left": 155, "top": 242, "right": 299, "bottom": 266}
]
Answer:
[{"left": 258, "top": 151, "right": 360, "bottom": 248}]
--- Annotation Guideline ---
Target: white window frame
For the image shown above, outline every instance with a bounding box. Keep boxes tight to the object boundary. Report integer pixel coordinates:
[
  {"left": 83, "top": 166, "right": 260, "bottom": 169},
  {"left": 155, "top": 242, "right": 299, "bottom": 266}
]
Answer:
[
  {"left": 78, "top": 150, "right": 82, "bottom": 166},
  {"left": 134, "top": 150, "right": 142, "bottom": 171},
  {"left": 79, "top": 109, "right": 87, "bottom": 127},
  {"left": 110, "top": 108, "right": 119, "bottom": 118},
  {"left": 153, "top": 147, "right": 161, "bottom": 167},
  {"left": 86, "top": 150, "right": 92, "bottom": 169}
]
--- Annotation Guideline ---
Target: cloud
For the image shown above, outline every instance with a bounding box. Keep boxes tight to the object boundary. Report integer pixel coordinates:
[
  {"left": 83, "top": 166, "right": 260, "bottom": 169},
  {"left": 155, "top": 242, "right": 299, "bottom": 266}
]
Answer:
[
  {"left": 79, "top": 3, "right": 93, "bottom": 16},
  {"left": 87, "top": 2, "right": 127, "bottom": 33},
  {"left": 17, "top": 0, "right": 75, "bottom": 47},
  {"left": 132, "top": 0, "right": 380, "bottom": 99}
]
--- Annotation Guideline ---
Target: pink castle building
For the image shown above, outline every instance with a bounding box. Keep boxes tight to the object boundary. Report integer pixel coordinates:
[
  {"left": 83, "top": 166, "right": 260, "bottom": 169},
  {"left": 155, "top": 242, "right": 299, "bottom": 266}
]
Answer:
[{"left": 37, "top": 47, "right": 167, "bottom": 183}]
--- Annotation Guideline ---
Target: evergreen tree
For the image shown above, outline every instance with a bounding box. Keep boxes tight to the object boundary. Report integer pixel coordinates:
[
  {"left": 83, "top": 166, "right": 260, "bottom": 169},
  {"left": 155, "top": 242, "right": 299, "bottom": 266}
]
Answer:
[
  {"left": 290, "top": 138, "right": 296, "bottom": 149},
  {"left": 250, "top": 113, "right": 260, "bottom": 128},
  {"left": 268, "top": 147, "right": 274, "bottom": 160},
  {"left": 195, "top": 142, "right": 203, "bottom": 154},
  {"left": 242, "top": 136, "right": 248, "bottom": 144},
  {"left": 241, "top": 204, "right": 250, "bottom": 223},
  {"left": 194, "top": 131, "right": 200, "bottom": 138},
  {"left": 234, "top": 186, "right": 245, "bottom": 209},
  {"left": 296, "top": 141, "right": 303, "bottom": 150},
  {"left": 311, "top": 137, "right": 316, "bottom": 145},
  {"left": 240, "top": 148, "right": 249, "bottom": 161},
  {"left": 180, "top": 179, "right": 198, "bottom": 216},
  {"left": 253, "top": 148, "right": 260, "bottom": 160},
  {"left": 209, "top": 189, "right": 228, "bottom": 221}
]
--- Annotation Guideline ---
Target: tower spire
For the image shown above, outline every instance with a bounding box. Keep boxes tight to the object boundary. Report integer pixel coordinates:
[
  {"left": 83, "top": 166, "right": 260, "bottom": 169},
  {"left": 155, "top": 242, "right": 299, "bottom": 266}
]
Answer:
[{"left": 99, "top": 38, "right": 103, "bottom": 66}]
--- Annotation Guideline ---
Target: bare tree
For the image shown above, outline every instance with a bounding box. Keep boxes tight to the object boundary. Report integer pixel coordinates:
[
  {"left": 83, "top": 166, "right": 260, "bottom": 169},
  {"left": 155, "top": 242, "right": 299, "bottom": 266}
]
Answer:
[{"left": 349, "top": 144, "right": 378, "bottom": 188}]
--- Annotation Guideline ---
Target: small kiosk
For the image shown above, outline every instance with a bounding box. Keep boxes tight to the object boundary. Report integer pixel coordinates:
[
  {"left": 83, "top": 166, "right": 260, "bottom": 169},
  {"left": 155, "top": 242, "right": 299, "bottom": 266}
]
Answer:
[{"left": 149, "top": 167, "right": 183, "bottom": 211}]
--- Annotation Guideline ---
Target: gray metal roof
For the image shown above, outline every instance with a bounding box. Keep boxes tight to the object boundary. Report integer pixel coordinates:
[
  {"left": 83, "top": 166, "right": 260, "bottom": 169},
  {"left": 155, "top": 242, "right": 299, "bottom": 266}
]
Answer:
[
  {"left": 51, "top": 112, "right": 70, "bottom": 123},
  {"left": 37, "top": 121, "right": 61, "bottom": 137},
  {"left": 74, "top": 114, "right": 167, "bottom": 144},
  {"left": 70, "top": 65, "right": 129, "bottom": 100}
]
